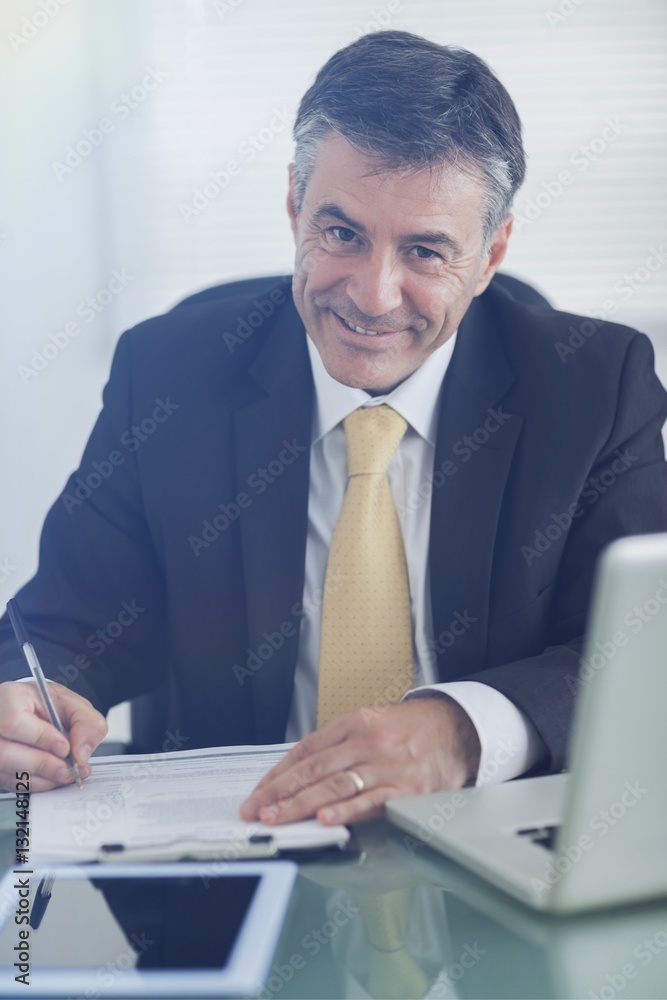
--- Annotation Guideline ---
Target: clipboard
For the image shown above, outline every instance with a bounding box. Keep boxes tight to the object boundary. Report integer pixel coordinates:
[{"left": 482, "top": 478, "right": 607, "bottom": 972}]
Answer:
[
  {"left": 28, "top": 743, "right": 353, "bottom": 863},
  {"left": 95, "top": 830, "right": 355, "bottom": 863}
]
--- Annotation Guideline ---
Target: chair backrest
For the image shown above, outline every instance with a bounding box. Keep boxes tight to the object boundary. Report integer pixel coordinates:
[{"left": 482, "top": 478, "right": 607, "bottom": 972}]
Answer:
[{"left": 129, "top": 682, "right": 172, "bottom": 755}]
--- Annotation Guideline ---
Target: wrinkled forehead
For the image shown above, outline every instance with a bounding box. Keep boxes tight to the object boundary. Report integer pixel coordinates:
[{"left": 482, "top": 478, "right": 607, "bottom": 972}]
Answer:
[{"left": 302, "top": 132, "right": 491, "bottom": 247}]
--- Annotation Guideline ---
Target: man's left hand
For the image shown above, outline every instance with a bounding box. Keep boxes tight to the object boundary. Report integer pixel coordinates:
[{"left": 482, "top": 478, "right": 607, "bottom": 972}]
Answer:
[{"left": 239, "top": 696, "right": 481, "bottom": 827}]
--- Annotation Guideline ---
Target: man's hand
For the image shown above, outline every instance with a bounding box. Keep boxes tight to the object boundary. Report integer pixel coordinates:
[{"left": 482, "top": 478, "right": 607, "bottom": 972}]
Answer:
[
  {"left": 0, "top": 681, "right": 108, "bottom": 792},
  {"left": 240, "top": 696, "right": 481, "bottom": 827}
]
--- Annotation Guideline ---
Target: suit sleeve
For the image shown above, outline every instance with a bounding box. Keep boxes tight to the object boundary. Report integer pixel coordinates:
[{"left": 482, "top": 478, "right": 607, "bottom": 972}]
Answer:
[
  {"left": 462, "top": 332, "right": 667, "bottom": 772},
  {"left": 0, "top": 330, "right": 168, "bottom": 714}
]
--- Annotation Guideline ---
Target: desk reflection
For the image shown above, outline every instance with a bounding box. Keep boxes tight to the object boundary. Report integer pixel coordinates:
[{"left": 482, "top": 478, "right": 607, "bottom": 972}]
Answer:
[{"left": 387, "top": 828, "right": 667, "bottom": 999}]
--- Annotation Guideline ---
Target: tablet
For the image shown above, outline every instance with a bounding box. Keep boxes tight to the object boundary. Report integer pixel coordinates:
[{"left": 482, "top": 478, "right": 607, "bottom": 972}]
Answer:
[{"left": 0, "top": 860, "right": 297, "bottom": 997}]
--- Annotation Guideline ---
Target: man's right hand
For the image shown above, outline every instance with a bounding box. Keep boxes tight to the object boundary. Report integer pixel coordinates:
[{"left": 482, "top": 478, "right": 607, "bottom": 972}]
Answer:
[{"left": 0, "top": 681, "right": 108, "bottom": 792}]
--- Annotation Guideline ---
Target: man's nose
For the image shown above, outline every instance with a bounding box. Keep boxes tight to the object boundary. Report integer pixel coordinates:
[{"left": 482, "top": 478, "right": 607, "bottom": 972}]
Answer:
[{"left": 346, "top": 251, "right": 404, "bottom": 321}]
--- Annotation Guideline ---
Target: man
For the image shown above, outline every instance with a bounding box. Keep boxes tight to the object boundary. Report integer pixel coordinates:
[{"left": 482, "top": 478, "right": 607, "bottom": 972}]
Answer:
[{"left": 1, "top": 31, "right": 666, "bottom": 829}]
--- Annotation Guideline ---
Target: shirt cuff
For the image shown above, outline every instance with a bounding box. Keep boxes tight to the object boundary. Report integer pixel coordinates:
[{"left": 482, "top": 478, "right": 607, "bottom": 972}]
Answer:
[{"left": 402, "top": 680, "right": 546, "bottom": 785}]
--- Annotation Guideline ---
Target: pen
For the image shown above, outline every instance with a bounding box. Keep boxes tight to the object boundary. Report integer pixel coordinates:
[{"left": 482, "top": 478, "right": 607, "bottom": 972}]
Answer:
[
  {"left": 30, "top": 875, "right": 54, "bottom": 929},
  {"left": 6, "top": 599, "right": 84, "bottom": 789}
]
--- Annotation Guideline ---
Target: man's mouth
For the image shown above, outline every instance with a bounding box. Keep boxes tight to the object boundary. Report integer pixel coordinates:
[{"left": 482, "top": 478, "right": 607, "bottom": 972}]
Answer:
[{"left": 332, "top": 311, "right": 404, "bottom": 338}]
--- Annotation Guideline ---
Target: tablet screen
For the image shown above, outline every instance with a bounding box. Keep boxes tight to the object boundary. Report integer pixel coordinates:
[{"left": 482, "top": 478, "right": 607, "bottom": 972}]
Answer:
[
  {"left": 0, "top": 860, "right": 298, "bottom": 998},
  {"left": 0, "top": 870, "right": 260, "bottom": 971}
]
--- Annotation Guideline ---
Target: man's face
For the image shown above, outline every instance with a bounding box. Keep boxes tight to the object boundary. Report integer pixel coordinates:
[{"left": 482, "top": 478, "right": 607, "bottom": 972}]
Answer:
[{"left": 287, "top": 133, "right": 511, "bottom": 393}]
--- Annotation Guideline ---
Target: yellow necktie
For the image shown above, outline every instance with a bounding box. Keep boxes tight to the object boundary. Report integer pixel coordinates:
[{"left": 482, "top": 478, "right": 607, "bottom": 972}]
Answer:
[{"left": 317, "top": 404, "right": 414, "bottom": 727}]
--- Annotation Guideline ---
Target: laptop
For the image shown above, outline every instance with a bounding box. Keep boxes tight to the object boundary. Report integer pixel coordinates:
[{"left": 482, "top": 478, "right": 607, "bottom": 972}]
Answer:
[{"left": 388, "top": 532, "right": 667, "bottom": 914}]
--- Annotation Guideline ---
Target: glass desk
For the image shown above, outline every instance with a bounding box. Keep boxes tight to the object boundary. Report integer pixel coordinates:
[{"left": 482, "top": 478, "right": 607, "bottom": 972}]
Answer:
[{"left": 1, "top": 805, "right": 666, "bottom": 998}]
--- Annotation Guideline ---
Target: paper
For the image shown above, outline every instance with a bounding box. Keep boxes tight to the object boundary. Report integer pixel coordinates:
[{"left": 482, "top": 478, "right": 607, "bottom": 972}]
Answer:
[{"left": 28, "top": 743, "right": 349, "bottom": 861}]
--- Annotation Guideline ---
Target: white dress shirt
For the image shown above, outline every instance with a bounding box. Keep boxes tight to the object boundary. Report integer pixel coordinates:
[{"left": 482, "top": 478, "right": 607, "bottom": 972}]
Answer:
[{"left": 285, "top": 332, "right": 544, "bottom": 785}]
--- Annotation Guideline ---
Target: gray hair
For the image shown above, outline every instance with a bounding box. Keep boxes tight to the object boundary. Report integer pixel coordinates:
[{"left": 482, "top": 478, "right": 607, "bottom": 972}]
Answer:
[{"left": 293, "top": 31, "right": 526, "bottom": 251}]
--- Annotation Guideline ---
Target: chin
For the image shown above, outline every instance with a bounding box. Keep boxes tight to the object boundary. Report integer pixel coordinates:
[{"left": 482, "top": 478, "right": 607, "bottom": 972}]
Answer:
[
  {"left": 327, "top": 358, "right": 405, "bottom": 393},
  {"left": 314, "top": 329, "right": 416, "bottom": 392}
]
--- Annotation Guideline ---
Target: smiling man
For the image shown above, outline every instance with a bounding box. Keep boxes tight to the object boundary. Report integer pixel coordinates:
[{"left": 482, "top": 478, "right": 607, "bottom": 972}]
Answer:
[
  {"left": 286, "top": 133, "right": 509, "bottom": 394},
  {"left": 1, "top": 32, "right": 666, "bottom": 826}
]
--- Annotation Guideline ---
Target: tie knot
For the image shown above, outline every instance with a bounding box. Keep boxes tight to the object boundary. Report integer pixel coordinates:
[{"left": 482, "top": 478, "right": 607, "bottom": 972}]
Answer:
[{"left": 344, "top": 405, "right": 408, "bottom": 477}]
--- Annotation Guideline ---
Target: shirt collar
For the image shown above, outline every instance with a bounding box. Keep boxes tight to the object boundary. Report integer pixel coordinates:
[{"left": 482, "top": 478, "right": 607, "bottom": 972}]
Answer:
[{"left": 306, "top": 330, "right": 458, "bottom": 447}]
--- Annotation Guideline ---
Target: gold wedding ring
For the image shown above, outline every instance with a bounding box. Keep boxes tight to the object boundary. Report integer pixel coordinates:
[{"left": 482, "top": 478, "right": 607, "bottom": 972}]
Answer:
[{"left": 345, "top": 769, "right": 365, "bottom": 795}]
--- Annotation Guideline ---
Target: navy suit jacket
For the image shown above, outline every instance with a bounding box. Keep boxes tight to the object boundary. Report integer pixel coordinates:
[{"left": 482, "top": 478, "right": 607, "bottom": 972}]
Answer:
[{"left": 1, "top": 275, "right": 666, "bottom": 770}]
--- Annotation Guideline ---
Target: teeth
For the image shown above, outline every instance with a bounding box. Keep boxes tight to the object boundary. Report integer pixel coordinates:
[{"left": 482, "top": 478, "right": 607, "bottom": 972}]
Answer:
[{"left": 343, "top": 317, "right": 379, "bottom": 336}]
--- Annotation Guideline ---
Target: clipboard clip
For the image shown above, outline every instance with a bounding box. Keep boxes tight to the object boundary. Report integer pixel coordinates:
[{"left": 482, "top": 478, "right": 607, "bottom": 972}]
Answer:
[{"left": 98, "top": 836, "right": 279, "bottom": 863}]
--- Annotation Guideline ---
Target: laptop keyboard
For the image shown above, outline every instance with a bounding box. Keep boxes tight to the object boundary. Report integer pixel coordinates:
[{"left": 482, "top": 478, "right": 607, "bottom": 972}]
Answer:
[{"left": 517, "top": 825, "right": 559, "bottom": 850}]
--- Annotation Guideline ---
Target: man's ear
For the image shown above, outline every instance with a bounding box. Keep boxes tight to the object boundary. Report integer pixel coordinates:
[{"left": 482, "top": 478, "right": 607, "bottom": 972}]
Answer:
[
  {"left": 286, "top": 163, "right": 299, "bottom": 241},
  {"left": 473, "top": 214, "right": 513, "bottom": 297}
]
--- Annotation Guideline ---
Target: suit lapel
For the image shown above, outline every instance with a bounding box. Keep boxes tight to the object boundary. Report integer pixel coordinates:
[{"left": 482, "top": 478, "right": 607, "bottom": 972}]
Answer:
[
  {"left": 429, "top": 293, "right": 523, "bottom": 680},
  {"left": 234, "top": 302, "right": 314, "bottom": 743}
]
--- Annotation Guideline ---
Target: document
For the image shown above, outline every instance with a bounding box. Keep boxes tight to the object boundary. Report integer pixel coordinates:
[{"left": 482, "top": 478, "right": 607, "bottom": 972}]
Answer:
[{"left": 28, "top": 743, "right": 350, "bottom": 862}]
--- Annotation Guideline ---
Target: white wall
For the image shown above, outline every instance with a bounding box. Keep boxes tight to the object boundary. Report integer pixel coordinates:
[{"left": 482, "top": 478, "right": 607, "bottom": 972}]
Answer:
[{"left": 1, "top": 0, "right": 665, "bottom": 740}]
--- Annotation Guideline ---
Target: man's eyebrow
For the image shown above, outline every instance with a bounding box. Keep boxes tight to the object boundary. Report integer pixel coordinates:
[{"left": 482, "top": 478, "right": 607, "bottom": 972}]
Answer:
[
  {"left": 312, "top": 203, "right": 464, "bottom": 257},
  {"left": 312, "top": 203, "right": 367, "bottom": 233}
]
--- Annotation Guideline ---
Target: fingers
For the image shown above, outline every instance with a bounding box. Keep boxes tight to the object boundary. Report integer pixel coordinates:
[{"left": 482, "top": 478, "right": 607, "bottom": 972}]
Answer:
[
  {"left": 0, "top": 737, "right": 93, "bottom": 792},
  {"left": 248, "top": 762, "right": 370, "bottom": 825},
  {"left": 241, "top": 699, "right": 469, "bottom": 827},
  {"left": 240, "top": 718, "right": 358, "bottom": 821},
  {"left": 0, "top": 681, "right": 105, "bottom": 792},
  {"left": 244, "top": 756, "right": 396, "bottom": 826},
  {"left": 55, "top": 686, "right": 108, "bottom": 765},
  {"left": 317, "top": 785, "right": 394, "bottom": 826},
  {"left": 0, "top": 682, "right": 70, "bottom": 758},
  {"left": 251, "top": 717, "right": 350, "bottom": 792}
]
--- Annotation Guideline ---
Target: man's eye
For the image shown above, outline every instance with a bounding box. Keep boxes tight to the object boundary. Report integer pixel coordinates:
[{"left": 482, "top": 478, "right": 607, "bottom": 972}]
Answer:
[
  {"left": 410, "top": 245, "right": 439, "bottom": 259},
  {"left": 330, "top": 226, "right": 357, "bottom": 243}
]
